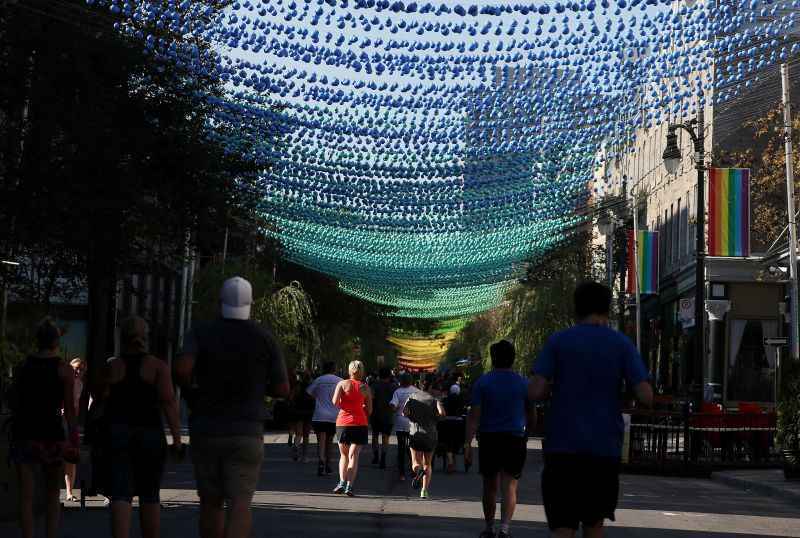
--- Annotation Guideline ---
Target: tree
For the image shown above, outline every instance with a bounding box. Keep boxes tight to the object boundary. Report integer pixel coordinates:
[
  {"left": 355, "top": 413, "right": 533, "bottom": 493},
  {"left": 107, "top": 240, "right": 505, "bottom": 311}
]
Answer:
[
  {"left": 714, "top": 107, "right": 800, "bottom": 251},
  {"left": 443, "top": 230, "right": 599, "bottom": 374},
  {"left": 0, "top": 1, "right": 273, "bottom": 372}
]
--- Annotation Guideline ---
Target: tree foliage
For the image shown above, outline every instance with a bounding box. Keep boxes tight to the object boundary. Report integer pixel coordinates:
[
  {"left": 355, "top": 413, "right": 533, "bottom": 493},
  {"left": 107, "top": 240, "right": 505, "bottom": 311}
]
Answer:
[
  {"left": 445, "top": 231, "right": 600, "bottom": 374},
  {"left": 0, "top": 1, "right": 273, "bottom": 367},
  {"left": 715, "top": 108, "right": 800, "bottom": 251},
  {"left": 253, "top": 281, "right": 321, "bottom": 372}
]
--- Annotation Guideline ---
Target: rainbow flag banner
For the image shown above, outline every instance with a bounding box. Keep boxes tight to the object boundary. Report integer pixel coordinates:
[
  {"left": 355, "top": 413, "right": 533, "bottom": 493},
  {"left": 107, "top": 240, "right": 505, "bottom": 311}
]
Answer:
[
  {"left": 708, "top": 168, "right": 751, "bottom": 257},
  {"left": 626, "top": 230, "right": 659, "bottom": 295}
]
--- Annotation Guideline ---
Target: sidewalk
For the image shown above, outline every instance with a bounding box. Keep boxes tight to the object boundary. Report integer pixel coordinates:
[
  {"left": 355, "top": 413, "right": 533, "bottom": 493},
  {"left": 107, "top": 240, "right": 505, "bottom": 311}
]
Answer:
[{"left": 712, "top": 468, "right": 800, "bottom": 503}]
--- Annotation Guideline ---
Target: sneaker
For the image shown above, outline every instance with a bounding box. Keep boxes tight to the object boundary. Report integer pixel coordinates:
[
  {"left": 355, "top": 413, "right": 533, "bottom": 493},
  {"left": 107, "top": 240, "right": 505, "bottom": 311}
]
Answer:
[
  {"left": 411, "top": 467, "right": 425, "bottom": 490},
  {"left": 371, "top": 452, "right": 379, "bottom": 465},
  {"left": 325, "top": 463, "right": 333, "bottom": 475},
  {"left": 379, "top": 452, "right": 387, "bottom": 470},
  {"left": 497, "top": 531, "right": 511, "bottom": 538},
  {"left": 420, "top": 489, "right": 429, "bottom": 499},
  {"left": 479, "top": 531, "right": 495, "bottom": 538},
  {"left": 333, "top": 481, "right": 346, "bottom": 494},
  {"left": 317, "top": 462, "right": 325, "bottom": 477},
  {"left": 344, "top": 484, "right": 354, "bottom": 497}
]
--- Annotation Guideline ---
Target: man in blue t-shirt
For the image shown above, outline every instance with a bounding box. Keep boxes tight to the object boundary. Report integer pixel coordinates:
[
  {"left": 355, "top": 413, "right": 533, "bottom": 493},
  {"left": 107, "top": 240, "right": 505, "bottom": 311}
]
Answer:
[
  {"left": 530, "top": 282, "right": 653, "bottom": 538},
  {"left": 466, "top": 340, "right": 530, "bottom": 538}
]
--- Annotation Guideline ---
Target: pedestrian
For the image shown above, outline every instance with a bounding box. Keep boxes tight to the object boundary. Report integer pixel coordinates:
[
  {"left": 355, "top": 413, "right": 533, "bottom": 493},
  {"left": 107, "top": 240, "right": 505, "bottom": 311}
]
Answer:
[
  {"left": 466, "top": 340, "right": 531, "bottom": 538},
  {"left": 369, "top": 366, "right": 397, "bottom": 469},
  {"left": 104, "top": 317, "right": 183, "bottom": 538},
  {"left": 8, "top": 318, "right": 77, "bottom": 538},
  {"left": 331, "top": 360, "right": 372, "bottom": 496},
  {"left": 64, "top": 356, "right": 86, "bottom": 502},
  {"left": 403, "top": 379, "right": 445, "bottom": 499},
  {"left": 175, "top": 276, "right": 290, "bottom": 538},
  {"left": 529, "top": 282, "right": 653, "bottom": 538},
  {"left": 307, "top": 361, "right": 342, "bottom": 476},
  {"left": 288, "top": 370, "right": 314, "bottom": 462},
  {"left": 440, "top": 383, "right": 467, "bottom": 474},
  {"left": 390, "top": 372, "right": 418, "bottom": 481}
]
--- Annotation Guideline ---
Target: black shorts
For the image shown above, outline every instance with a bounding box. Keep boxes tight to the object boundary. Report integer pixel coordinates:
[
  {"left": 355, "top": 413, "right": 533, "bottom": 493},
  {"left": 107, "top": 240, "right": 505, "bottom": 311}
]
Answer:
[
  {"left": 370, "top": 417, "right": 394, "bottom": 436},
  {"left": 312, "top": 421, "right": 336, "bottom": 436},
  {"left": 409, "top": 433, "right": 436, "bottom": 453},
  {"left": 478, "top": 432, "right": 527, "bottom": 479},
  {"left": 542, "top": 453, "right": 620, "bottom": 531},
  {"left": 336, "top": 426, "right": 369, "bottom": 446}
]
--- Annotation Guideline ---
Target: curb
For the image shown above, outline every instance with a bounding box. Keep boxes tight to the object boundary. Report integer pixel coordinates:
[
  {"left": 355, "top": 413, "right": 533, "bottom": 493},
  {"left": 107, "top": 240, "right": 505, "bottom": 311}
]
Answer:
[{"left": 712, "top": 472, "right": 800, "bottom": 504}]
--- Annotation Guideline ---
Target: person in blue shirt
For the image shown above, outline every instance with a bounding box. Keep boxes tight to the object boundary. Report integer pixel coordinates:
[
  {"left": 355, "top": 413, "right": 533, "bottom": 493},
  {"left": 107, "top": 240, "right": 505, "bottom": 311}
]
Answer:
[
  {"left": 529, "top": 281, "right": 653, "bottom": 538},
  {"left": 466, "top": 340, "right": 530, "bottom": 538}
]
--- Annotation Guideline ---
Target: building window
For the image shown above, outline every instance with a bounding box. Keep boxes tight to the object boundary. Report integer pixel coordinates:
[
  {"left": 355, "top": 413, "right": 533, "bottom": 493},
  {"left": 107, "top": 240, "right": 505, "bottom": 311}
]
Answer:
[
  {"left": 671, "top": 202, "right": 677, "bottom": 265},
  {"left": 664, "top": 209, "right": 670, "bottom": 271},
  {"left": 685, "top": 190, "right": 691, "bottom": 256},
  {"left": 657, "top": 214, "right": 663, "bottom": 274}
]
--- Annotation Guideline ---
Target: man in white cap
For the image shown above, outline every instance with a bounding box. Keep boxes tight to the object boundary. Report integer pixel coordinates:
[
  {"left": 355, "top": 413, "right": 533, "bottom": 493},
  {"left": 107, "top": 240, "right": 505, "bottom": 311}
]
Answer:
[{"left": 175, "top": 276, "right": 289, "bottom": 538}]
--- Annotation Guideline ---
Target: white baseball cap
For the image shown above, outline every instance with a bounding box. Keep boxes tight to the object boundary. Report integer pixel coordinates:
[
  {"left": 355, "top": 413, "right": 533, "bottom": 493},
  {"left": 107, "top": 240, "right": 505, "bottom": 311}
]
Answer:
[{"left": 220, "top": 276, "right": 253, "bottom": 320}]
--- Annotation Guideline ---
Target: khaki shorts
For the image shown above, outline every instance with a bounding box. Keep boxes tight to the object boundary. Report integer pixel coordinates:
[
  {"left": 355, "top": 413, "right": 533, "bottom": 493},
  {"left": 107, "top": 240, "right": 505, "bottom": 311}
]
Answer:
[{"left": 191, "top": 436, "right": 263, "bottom": 500}]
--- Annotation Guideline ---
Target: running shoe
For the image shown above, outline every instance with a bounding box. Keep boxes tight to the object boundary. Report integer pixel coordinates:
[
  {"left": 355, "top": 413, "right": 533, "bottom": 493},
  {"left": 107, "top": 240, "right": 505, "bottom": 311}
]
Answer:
[
  {"left": 496, "top": 531, "right": 511, "bottom": 538},
  {"left": 333, "top": 481, "right": 346, "bottom": 494},
  {"left": 478, "top": 531, "right": 495, "bottom": 538},
  {"left": 420, "top": 489, "right": 429, "bottom": 499},
  {"left": 411, "top": 467, "right": 425, "bottom": 490},
  {"left": 344, "top": 484, "right": 354, "bottom": 497},
  {"left": 317, "top": 461, "right": 325, "bottom": 477}
]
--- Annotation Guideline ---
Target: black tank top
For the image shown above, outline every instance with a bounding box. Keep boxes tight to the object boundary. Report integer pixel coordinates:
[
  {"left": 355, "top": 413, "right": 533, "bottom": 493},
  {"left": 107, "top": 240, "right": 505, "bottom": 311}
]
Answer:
[
  {"left": 106, "top": 353, "right": 162, "bottom": 430},
  {"left": 12, "top": 355, "right": 65, "bottom": 441}
]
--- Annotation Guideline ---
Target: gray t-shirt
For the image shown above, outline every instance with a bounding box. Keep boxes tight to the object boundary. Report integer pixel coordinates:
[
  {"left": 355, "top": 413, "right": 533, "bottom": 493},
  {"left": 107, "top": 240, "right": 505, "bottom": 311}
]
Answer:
[
  {"left": 182, "top": 319, "right": 288, "bottom": 437},
  {"left": 404, "top": 391, "right": 439, "bottom": 443}
]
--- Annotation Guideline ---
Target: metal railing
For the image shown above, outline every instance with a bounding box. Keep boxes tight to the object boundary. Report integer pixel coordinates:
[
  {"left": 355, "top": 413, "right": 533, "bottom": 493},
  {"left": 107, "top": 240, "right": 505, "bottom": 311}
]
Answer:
[{"left": 626, "top": 409, "right": 780, "bottom": 474}]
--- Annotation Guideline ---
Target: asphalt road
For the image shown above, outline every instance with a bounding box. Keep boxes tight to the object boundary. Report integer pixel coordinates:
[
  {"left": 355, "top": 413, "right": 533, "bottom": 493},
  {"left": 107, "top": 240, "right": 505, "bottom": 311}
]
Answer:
[{"left": 50, "top": 434, "right": 800, "bottom": 537}]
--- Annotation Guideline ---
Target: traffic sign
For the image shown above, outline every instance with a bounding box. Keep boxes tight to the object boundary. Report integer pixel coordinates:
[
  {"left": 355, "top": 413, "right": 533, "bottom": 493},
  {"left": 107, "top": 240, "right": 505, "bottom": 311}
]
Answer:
[{"left": 764, "top": 337, "right": 788, "bottom": 346}]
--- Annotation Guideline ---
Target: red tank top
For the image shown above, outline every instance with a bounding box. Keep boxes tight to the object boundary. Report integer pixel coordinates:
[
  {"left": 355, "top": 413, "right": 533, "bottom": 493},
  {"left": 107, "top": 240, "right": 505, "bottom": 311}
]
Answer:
[{"left": 336, "top": 380, "right": 368, "bottom": 426}]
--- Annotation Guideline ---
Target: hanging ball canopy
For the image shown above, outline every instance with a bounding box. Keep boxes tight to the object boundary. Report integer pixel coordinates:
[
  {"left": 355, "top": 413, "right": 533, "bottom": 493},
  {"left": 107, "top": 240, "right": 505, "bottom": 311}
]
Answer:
[{"left": 86, "top": 0, "right": 795, "bottom": 369}]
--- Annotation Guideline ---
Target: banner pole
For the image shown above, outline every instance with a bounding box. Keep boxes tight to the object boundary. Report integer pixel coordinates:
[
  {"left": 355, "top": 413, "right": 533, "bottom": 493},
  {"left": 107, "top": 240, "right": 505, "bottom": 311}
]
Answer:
[{"left": 781, "top": 63, "right": 800, "bottom": 362}]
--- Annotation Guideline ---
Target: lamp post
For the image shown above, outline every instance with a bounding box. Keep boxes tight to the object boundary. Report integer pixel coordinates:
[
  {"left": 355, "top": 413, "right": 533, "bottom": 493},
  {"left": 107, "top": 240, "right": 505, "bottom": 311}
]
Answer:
[{"left": 663, "top": 108, "right": 706, "bottom": 402}]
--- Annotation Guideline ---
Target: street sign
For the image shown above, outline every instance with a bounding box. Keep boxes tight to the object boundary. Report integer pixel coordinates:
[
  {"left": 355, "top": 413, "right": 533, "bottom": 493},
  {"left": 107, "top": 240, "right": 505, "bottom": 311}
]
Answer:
[{"left": 764, "top": 336, "right": 788, "bottom": 346}]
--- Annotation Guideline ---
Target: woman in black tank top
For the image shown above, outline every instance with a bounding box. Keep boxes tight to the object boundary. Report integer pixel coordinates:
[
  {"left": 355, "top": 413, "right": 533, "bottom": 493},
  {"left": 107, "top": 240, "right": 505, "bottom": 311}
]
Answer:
[
  {"left": 105, "top": 317, "right": 182, "bottom": 538},
  {"left": 9, "top": 318, "right": 76, "bottom": 538}
]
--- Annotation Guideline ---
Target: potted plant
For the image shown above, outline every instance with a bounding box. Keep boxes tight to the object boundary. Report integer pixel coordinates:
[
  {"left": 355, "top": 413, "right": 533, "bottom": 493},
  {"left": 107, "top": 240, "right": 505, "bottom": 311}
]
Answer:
[{"left": 778, "top": 358, "right": 800, "bottom": 480}]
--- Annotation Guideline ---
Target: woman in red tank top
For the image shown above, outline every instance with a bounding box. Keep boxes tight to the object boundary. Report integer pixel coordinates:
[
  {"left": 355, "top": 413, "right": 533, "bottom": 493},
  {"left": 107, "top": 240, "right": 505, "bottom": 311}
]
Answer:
[{"left": 331, "top": 360, "right": 372, "bottom": 496}]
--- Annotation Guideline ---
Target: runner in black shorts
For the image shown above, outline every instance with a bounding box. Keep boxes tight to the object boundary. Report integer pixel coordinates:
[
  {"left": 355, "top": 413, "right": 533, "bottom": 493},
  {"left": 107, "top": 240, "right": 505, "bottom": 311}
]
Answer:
[
  {"left": 529, "top": 282, "right": 653, "bottom": 537},
  {"left": 369, "top": 368, "right": 397, "bottom": 469},
  {"left": 466, "top": 341, "right": 531, "bottom": 538}
]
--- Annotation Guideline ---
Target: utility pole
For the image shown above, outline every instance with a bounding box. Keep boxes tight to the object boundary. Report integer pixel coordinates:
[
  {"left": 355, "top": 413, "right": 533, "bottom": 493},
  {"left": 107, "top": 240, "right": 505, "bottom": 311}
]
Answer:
[
  {"left": 632, "top": 191, "right": 642, "bottom": 352},
  {"left": 781, "top": 63, "right": 800, "bottom": 362}
]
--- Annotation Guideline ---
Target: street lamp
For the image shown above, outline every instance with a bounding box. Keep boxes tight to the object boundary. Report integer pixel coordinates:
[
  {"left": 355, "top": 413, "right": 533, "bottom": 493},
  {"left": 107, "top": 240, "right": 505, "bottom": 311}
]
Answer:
[{"left": 662, "top": 109, "right": 707, "bottom": 402}]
